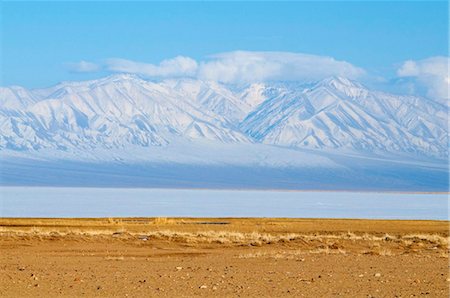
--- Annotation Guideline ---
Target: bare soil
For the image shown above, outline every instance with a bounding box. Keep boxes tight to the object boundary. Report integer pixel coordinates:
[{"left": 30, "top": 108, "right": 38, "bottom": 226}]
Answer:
[{"left": 0, "top": 218, "right": 448, "bottom": 297}]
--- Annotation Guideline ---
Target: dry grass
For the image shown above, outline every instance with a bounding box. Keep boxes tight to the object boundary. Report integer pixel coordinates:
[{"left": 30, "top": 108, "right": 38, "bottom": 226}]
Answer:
[
  {"left": 1, "top": 226, "right": 447, "bottom": 256},
  {"left": 309, "top": 247, "right": 347, "bottom": 255},
  {"left": 238, "top": 251, "right": 307, "bottom": 260},
  {"left": 1, "top": 226, "right": 447, "bottom": 246},
  {"left": 1, "top": 218, "right": 448, "bottom": 256},
  {"left": 141, "top": 230, "right": 301, "bottom": 245},
  {"left": 104, "top": 256, "right": 125, "bottom": 261},
  {"left": 362, "top": 247, "right": 395, "bottom": 256},
  {"left": 402, "top": 234, "right": 449, "bottom": 247},
  {"left": 153, "top": 217, "right": 180, "bottom": 225}
]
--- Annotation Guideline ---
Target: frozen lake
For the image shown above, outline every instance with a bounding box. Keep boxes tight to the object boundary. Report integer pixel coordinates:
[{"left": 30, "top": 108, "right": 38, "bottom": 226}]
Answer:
[{"left": 0, "top": 187, "right": 448, "bottom": 220}]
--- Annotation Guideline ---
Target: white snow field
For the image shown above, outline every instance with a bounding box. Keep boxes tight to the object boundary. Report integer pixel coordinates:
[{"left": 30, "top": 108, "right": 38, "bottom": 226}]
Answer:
[{"left": 0, "top": 187, "right": 447, "bottom": 219}]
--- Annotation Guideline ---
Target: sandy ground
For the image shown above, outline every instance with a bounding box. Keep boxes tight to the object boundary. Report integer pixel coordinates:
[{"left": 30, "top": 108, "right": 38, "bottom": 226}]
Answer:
[{"left": 0, "top": 218, "right": 449, "bottom": 297}]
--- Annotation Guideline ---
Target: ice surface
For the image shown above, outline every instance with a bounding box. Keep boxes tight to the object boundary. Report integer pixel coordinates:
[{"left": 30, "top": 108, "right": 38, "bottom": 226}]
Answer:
[{"left": 0, "top": 187, "right": 447, "bottom": 219}]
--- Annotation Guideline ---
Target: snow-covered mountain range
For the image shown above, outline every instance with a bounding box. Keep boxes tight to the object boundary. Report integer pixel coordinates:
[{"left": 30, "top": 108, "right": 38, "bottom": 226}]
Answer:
[
  {"left": 1, "top": 74, "right": 448, "bottom": 190},
  {"left": 1, "top": 74, "right": 447, "bottom": 159}
]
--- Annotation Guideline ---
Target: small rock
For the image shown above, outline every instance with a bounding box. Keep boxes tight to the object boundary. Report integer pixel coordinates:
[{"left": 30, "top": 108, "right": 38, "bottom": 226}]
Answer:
[
  {"left": 200, "top": 285, "right": 208, "bottom": 289},
  {"left": 176, "top": 267, "right": 183, "bottom": 270},
  {"left": 358, "top": 274, "right": 364, "bottom": 278},
  {"left": 17, "top": 267, "right": 25, "bottom": 271},
  {"left": 212, "top": 286, "right": 218, "bottom": 290},
  {"left": 374, "top": 273, "right": 381, "bottom": 278},
  {"left": 112, "top": 232, "right": 122, "bottom": 237}
]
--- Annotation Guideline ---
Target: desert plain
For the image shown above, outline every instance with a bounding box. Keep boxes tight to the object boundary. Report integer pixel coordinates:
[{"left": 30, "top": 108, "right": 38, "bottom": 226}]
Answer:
[{"left": 0, "top": 217, "right": 448, "bottom": 297}]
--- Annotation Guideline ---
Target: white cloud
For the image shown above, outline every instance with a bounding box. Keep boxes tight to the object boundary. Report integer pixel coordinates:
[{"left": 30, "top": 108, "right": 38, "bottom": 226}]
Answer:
[
  {"left": 105, "top": 56, "right": 198, "bottom": 78},
  {"left": 90, "top": 51, "right": 365, "bottom": 83},
  {"left": 397, "top": 56, "right": 449, "bottom": 103},
  {"left": 67, "top": 60, "right": 100, "bottom": 73},
  {"left": 62, "top": 54, "right": 450, "bottom": 102},
  {"left": 197, "top": 51, "right": 366, "bottom": 83}
]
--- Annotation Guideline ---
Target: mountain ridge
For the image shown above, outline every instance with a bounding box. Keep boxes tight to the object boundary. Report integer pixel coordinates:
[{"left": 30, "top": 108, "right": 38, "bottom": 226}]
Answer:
[{"left": 0, "top": 74, "right": 448, "bottom": 160}]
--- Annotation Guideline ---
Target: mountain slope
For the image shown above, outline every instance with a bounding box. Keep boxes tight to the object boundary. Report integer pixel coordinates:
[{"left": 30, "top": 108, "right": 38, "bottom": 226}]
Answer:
[
  {"left": 0, "top": 74, "right": 447, "bottom": 160},
  {"left": 240, "top": 77, "right": 448, "bottom": 158},
  {"left": 0, "top": 75, "right": 249, "bottom": 151}
]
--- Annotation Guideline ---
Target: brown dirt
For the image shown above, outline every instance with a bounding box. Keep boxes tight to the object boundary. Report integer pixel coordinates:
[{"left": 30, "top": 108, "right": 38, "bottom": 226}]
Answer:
[{"left": 0, "top": 218, "right": 449, "bottom": 297}]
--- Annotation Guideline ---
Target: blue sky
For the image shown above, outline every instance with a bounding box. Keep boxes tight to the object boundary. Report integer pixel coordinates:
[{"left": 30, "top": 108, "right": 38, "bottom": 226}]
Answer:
[{"left": 1, "top": 1, "right": 448, "bottom": 96}]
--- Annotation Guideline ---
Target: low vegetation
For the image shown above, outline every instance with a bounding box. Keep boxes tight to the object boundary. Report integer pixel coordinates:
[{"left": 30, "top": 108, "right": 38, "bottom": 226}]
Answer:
[{"left": 0, "top": 217, "right": 448, "bottom": 257}]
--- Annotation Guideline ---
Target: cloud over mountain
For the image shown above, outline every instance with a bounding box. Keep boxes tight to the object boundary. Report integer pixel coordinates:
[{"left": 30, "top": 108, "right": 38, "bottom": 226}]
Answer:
[
  {"left": 65, "top": 52, "right": 449, "bottom": 103},
  {"left": 197, "top": 51, "right": 366, "bottom": 83},
  {"left": 67, "top": 51, "right": 365, "bottom": 83},
  {"left": 105, "top": 56, "right": 198, "bottom": 78},
  {"left": 66, "top": 60, "right": 101, "bottom": 73},
  {"left": 396, "top": 56, "right": 449, "bottom": 104}
]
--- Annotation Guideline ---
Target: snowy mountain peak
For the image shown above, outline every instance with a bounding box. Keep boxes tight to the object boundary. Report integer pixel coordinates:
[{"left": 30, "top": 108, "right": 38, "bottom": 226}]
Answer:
[
  {"left": 241, "top": 78, "right": 447, "bottom": 158},
  {"left": 102, "top": 73, "right": 144, "bottom": 82},
  {"left": 0, "top": 75, "right": 447, "bottom": 160},
  {"left": 50, "top": 73, "right": 147, "bottom": 92},
  {"left": 320, "top": 76, "right": 361, "bottom": 86},
  {"left": 319, "top": 76, "right": 360, "bottom": 89},
  {"left": 310, "top": 76, "right": 368, "bottom": 99}
]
